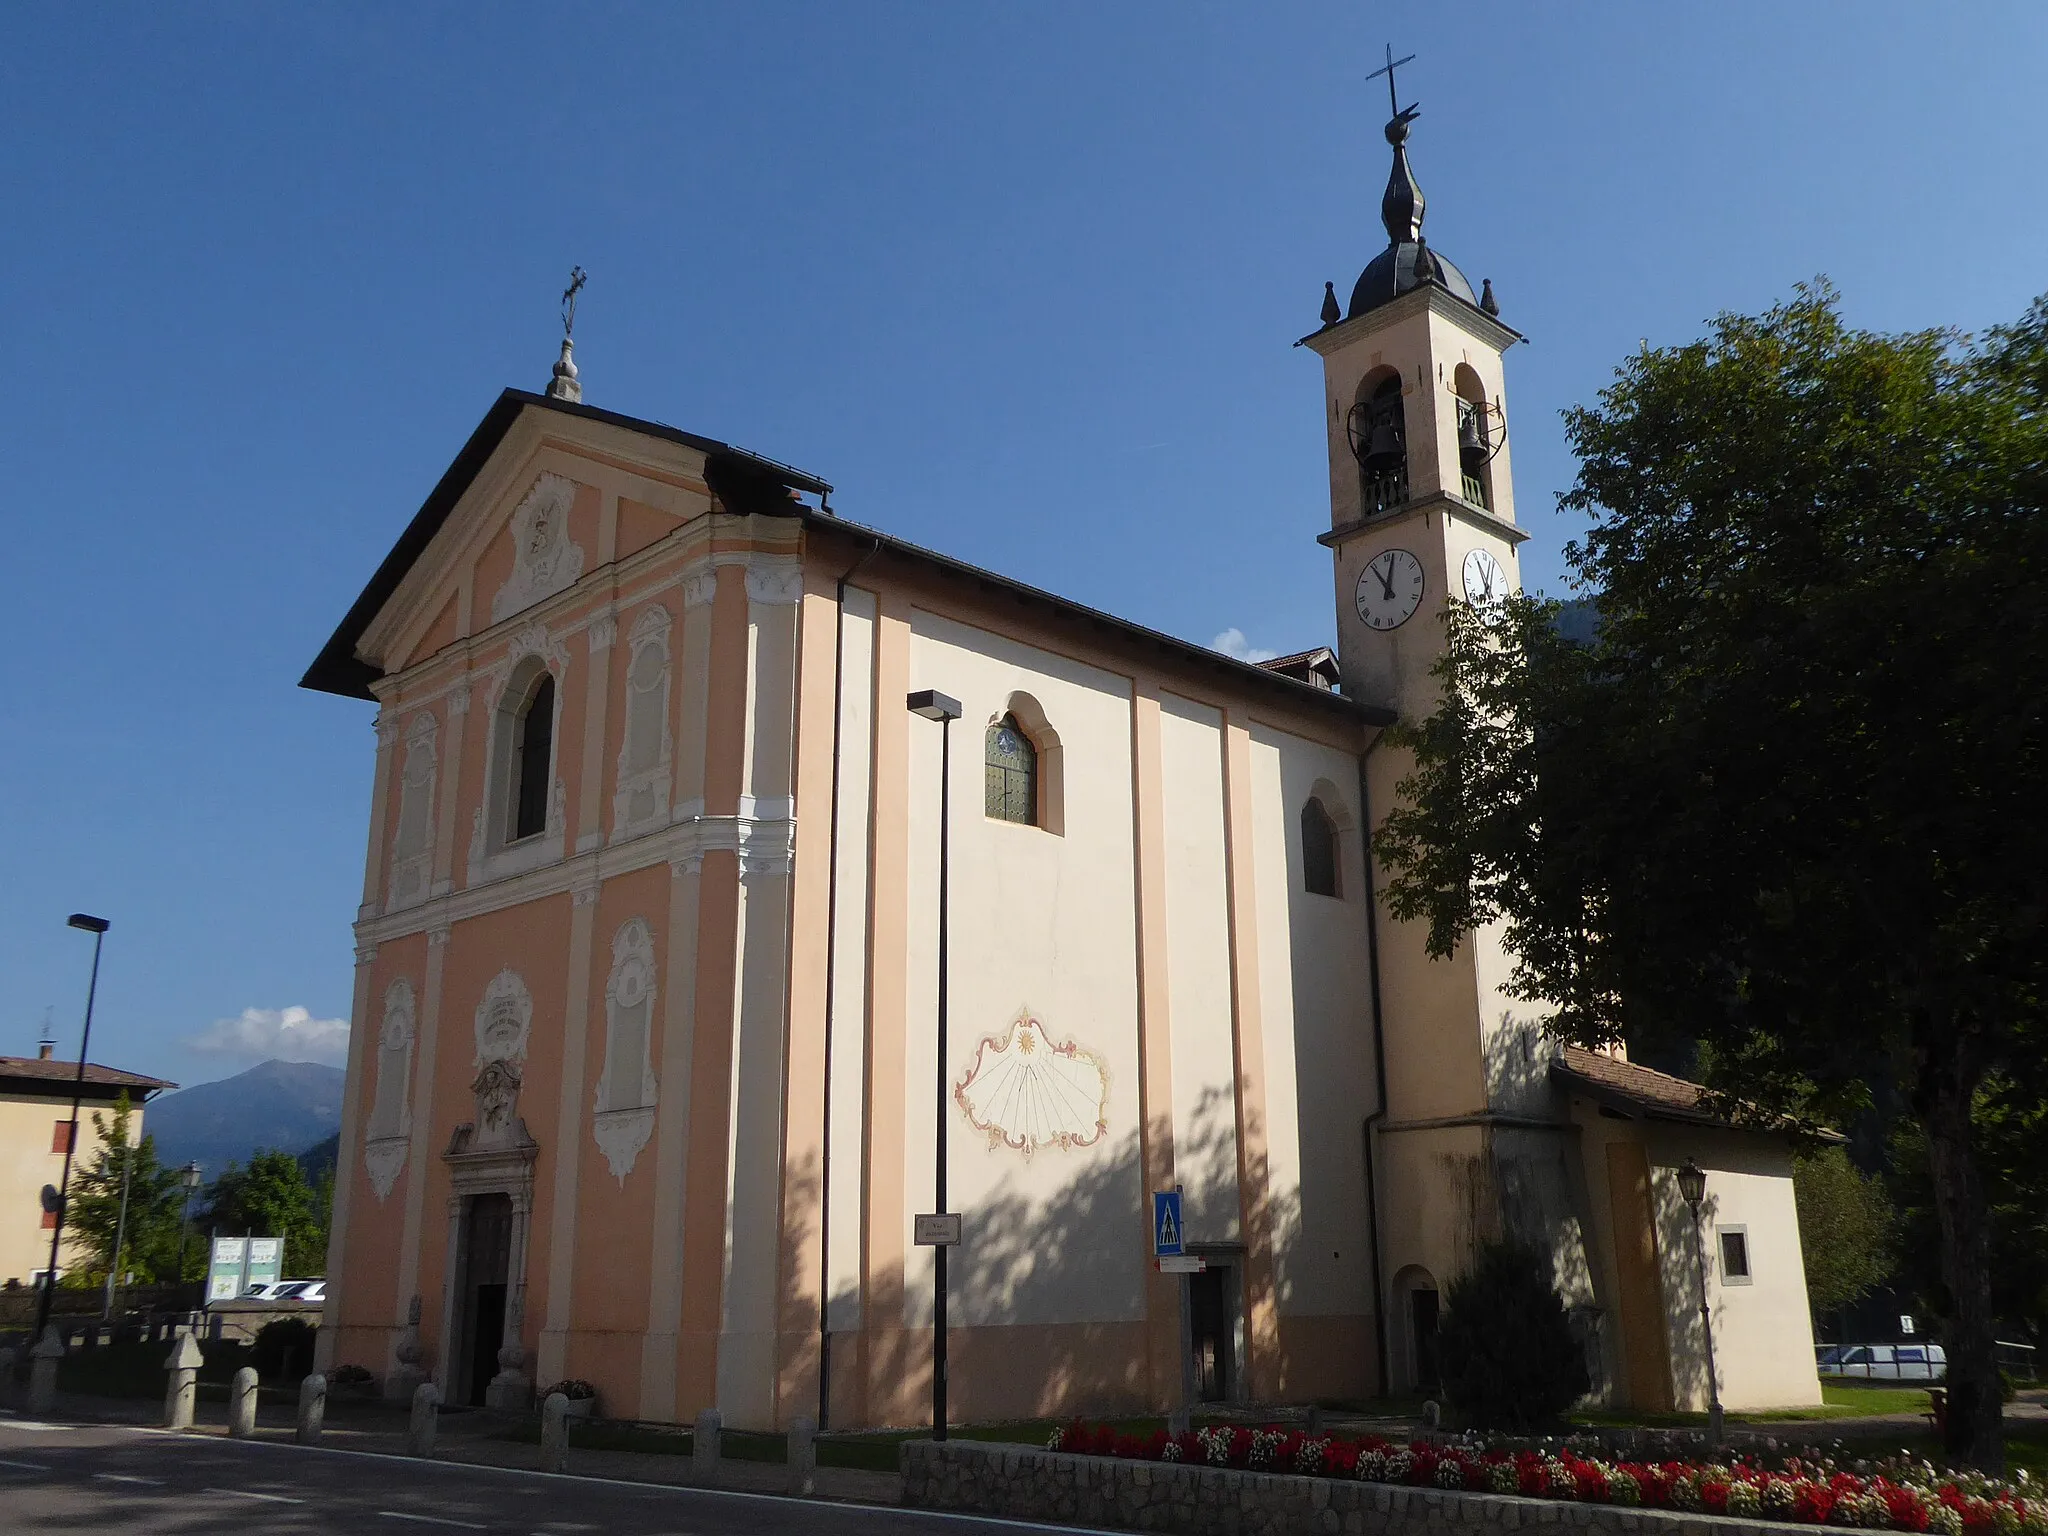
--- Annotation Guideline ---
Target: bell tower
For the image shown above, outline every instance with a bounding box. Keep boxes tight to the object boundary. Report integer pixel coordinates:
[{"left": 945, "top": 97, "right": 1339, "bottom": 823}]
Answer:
[
  {"left": 1301, "top": 58, "right": 1527, "bottom": 718},
  {"left": 1304, "top": 56, "right": 1576, "bottom": 1399}
]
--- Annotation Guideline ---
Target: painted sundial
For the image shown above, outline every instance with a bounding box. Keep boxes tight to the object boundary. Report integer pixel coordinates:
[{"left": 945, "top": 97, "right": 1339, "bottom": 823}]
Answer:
[{"left": 954, "top": 1011, "right": 1109, "bottom": 1158}]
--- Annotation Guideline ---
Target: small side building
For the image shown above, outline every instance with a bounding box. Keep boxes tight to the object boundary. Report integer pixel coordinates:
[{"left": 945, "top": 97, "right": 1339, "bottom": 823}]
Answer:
[{"left": 0, "top": 1047, "right": 176, "bottom": 1287}]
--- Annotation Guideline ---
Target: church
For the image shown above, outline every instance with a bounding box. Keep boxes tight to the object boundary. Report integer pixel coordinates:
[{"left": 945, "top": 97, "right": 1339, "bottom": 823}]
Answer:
[{"left": 303, "top": 89, "right": 1824, "bottom": 1429}]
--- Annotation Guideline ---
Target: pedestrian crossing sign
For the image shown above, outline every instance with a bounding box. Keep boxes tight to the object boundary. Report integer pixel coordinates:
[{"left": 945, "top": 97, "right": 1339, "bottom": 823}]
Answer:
[{"left": 1152, "top": 1190, "right": 1184, "bottom": 1257}]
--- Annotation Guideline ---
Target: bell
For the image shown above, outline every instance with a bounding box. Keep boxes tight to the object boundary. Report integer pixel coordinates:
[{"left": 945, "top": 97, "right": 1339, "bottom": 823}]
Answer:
[
  {"left": 1362, "top": 417, "right": 1403, "bottom": 467},
  {"left": 1457, "top": 402, "right": 1486, "bottom": 457}
]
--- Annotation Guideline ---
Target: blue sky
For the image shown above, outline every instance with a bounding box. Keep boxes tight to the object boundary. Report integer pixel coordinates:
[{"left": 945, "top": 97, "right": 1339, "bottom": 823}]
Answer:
[{"left": 4, "top": 5, "right": 2043, "bottom": 1089}]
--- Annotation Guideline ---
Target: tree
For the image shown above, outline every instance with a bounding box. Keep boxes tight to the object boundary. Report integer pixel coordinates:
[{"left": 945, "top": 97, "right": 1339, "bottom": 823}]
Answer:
[
  {"left": 1436, "top": 1239, "right": 1591, "bottom": 1431},
  {"left": 1374, "top": 285, "right": 2048, "bottom": 1468},
  {"left": 204, "top": 1150, "right": 327, "bottom": 1277},
  {"left": 66, "top": 1093, "right": 188, "bottom": 1285},
  {"left": 1793, "top": 1147, "right": 1894, "bottom": 1322}
]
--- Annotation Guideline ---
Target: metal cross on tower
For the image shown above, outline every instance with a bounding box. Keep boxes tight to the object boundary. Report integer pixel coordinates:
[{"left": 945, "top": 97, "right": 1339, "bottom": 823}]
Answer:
[
  {"left": 1365, "top": 43, "right": 1417, "bottom": 122},
  {"left": 560, "top": 266, "right": 587, "bottom": 340}
]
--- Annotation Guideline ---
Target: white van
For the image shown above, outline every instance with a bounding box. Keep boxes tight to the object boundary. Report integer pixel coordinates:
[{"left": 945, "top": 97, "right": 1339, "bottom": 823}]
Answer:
[{"left": 1816, "top": 1343, "right": 1947, "bottom": 1381}]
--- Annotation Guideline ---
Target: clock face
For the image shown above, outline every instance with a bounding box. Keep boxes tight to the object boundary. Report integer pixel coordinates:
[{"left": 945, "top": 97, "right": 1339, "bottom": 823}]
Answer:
[
  {"left": 1461, "top": 548, "right": 1507, "bottom": 605},
  {"left": 1355, "top": 548, "right": 1425, "bottom": 631}
]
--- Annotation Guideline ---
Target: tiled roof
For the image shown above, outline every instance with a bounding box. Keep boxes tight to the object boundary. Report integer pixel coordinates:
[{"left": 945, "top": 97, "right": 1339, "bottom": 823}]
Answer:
[
  {"left": 0, "top": 1056, "right": 177, "bottom": 1092},
  {"left": 1550, "top": 1045, "right": 1839, "bottom": 1141},
  {"left": 1256, "top": 648, "right": 1337, "bottom": 673}
]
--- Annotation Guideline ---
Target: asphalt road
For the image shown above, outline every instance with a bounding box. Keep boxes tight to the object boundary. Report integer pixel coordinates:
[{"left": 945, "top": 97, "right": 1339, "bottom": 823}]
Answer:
[{"left": 0, "top": 1416, "right": 1081, "bottom": 1536}]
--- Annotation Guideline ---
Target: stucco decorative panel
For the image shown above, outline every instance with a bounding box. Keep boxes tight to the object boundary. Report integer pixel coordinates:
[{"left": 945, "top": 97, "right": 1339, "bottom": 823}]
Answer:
[
  {"left": 491, "top": 473, "right": 585, "bottom": 624},
  {"left": 386, "top": 711, "right": 439, "bottom": 912},
  {"left": 611, "top": 605, "right": 673, "bottom": 841},
  {"left": 592, "top": 917, "right": 659, "bottom": 1182},
  {"left": 474, "top": 969, "right": 533, "bottom": 1065},
  {"left": 954, "top": 1012, "right": 1110, "bottom": 1158},
  {"left": 364, "top": 977, "right": 417, "bottom": 1200}
]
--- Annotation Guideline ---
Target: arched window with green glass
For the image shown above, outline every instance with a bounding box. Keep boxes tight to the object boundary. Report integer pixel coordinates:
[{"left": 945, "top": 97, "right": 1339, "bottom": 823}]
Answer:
[{"left": 985, "top": 714, "right": 1038, "bottom": 825}]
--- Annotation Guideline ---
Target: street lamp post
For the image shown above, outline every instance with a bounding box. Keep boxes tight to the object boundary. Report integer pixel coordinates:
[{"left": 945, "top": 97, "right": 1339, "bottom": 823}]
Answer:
[
  {"left": 1676, "top": 1158, "right": 1725, "bottom": 1445},
  {"left": 35, "top": 913, "right": 111, "bottom": 1351},
  {"left": 177, "top": 1161, "right": 203, "bottom": 1295},
  {"left": 907, "top": 688, "right": 962, "bottom": 1443}
]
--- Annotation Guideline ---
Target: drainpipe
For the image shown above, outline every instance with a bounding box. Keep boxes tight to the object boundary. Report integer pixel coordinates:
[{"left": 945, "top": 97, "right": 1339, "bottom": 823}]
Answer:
[
  {"left": 817, "top": 533, "right": 881, "bottom": 1431},
  {"left": 1357, "top": 733, "right": 1393, "bottom": 1398}
]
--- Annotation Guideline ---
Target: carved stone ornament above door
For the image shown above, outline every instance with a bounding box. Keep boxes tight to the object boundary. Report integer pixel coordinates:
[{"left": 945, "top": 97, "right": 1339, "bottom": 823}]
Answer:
[{"left": 491, "top": 474, "right": 586, "bottom": 624}]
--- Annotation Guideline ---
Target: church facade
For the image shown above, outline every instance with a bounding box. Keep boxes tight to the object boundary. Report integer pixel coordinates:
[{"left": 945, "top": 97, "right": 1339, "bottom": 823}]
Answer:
[{"left": 306, "top": 105, "right": 1822, "bottom": 1428}]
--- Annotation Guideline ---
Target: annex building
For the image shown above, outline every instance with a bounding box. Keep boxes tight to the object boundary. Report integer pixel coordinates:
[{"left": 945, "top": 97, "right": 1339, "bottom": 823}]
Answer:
[{"left": 304, "top": 99, "right": 1823, "bottom": 1428}]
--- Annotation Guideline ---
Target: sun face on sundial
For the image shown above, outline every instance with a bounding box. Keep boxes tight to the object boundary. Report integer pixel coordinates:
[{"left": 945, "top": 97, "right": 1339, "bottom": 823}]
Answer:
[{"left": 954, "top": 1012, "right": 1109, "bottom": 1159}]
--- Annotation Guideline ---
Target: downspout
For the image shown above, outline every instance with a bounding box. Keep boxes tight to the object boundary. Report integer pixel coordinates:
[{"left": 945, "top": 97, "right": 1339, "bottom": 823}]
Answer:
[
  {"left": 817, "top": 533, "right": 881, "bottom": 1431},
  {"left": 1358, "top": 730, "right": 1393, "bottom": 1398}
]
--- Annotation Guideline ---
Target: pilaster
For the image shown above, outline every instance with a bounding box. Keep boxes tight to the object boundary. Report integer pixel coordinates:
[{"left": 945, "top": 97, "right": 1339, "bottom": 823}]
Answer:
[
  {"left": 537, "top": 880, "right": 601, "bottom": 1389},
  {"left": 360, "top": 713, "right": 400, "bottom": 919},
  {"left": 393, "top": 925, "right": 451, "bottom": 1353},
  {"left": 315, "top": 941, "right": 380, "bottom": 1373},
  {"left": 576, "top": 611, "right": 616, "bottom": 854},
  {"left": 431, "top": 685, "right": 470, "bottom": 896}
]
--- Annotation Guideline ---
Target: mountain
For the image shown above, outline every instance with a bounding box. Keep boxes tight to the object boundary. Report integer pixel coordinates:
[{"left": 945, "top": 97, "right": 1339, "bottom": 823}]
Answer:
[{"left": 145, "top": 1059, "right": 346, "bottom": 1178}]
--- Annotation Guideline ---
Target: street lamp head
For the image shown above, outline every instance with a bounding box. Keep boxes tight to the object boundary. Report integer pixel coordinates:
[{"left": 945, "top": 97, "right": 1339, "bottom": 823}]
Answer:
[
  {"left": 1676, "top": 1157, "right": 1707, "bottom": 1210},
  {"left": 66, "top": 913, "right": 111, "bottom": 934},
  {"left": 907, "top": 689, "right": 963, "bottom": 722},
  {"left": 182, "top": 1162, "right": 203, "bottom": 1190}
]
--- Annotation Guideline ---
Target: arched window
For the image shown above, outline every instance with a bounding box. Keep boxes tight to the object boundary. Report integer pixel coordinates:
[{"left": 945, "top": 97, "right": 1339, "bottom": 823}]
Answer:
[
  {"left": 985, "top": 714, "right": 1038, "bottom": 826},
  {"left": 509, "top": 672, "right": 555, "bottom": 841},
  {"left": 1301, "top": 796, "right": 1341, "bottom": 898},
  {"left": 1351, "top": 372, "right": 1408, "bottom": 517},
  {"left": 1453, "top": 364, "right": 1492, "bottom": 510}
]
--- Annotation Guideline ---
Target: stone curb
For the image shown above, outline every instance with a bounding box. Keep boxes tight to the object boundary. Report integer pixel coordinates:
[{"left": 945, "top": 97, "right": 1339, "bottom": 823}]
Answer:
[{"left": 902, "top": 1440, "right": 1822, "bottom": 1536}]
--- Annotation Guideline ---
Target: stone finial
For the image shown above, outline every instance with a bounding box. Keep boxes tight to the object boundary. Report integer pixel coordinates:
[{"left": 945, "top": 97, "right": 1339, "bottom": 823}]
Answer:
[
  {"left": 1480, "top": 277, "right": 1499, "bottom": 317},
  {"left": 1320, "top": 281, "right": 1341, "bottom": 327},
  {"left": 546, "top": 338, "right": 582, "bottom": 403}
]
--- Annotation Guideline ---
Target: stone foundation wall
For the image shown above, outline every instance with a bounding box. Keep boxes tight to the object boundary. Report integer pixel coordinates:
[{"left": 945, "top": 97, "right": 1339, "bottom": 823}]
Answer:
[{"left": 901, "top": 1440, "right": 1809, "bottom": 1536}]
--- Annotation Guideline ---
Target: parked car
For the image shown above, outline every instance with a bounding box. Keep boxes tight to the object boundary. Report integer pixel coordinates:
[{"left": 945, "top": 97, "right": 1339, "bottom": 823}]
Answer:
[
  {"left": 1816, "top": 1343, "right": 1947, "bottom": 1381},
  {"left": 277, "top": 1279, "right": 325, "bottom": 1304},
  {"left": 239, "top": 1282, "right": 298, "bottom": 1301}
]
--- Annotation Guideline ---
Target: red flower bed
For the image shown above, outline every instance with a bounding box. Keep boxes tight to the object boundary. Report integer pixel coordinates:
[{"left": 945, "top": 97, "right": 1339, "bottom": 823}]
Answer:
[{"left": 1037, "top": 1420, "right": 2045, "bottom": 1535}]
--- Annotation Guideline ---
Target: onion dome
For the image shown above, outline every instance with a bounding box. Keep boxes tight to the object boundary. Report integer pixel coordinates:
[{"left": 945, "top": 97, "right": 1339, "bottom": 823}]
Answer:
[{"left": 1346, "top": 106, "right": 1479, "bottom": 319}]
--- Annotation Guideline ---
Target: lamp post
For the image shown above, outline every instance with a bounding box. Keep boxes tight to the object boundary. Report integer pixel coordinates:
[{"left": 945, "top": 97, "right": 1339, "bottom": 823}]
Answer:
[
  {"left": 177, "top": 1161, "right": 203, "bottom": 1298},
  {"left": 907, "top": 688, "right": 961, "bottom": 1443},
  {"left": 35, "top": 913, "right": 111, "bottom": 1351},
  {"left": 1676, "top": 1157, "right": 1725, "bottom": 1445}
]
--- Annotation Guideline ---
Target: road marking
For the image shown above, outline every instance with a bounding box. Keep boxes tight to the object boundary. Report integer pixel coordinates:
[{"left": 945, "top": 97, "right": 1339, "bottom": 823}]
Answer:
[
  {"left": 0, "top": 1458, "right": 50, "bottom": 1471},
  {"left": 379, "top": 1515, "right": 488, "bottom": 1530},
  {"left": 207, "top": 1487, "right": 305, "bottom": 1503},
  {"left": 0, "top": 1422, "right": 66, "bottom": 1432},
  {"left": 209, "top": 1435, "right": 1115, "bottom": 1533},
  {"left": 94, "top": 1472, "right": 166, "bottom": 1485}
]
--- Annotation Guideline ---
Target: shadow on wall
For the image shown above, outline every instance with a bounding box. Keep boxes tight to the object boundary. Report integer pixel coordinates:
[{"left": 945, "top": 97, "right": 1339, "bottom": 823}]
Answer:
[{"left": 792, "top": 1086, "right": 1312, "bottom": 1425}]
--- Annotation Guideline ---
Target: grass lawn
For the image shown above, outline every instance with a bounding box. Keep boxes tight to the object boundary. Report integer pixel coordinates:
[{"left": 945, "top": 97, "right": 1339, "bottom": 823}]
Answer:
[{"left": 1572, "top": 1380, "right": 1941, "bottom": 1428}]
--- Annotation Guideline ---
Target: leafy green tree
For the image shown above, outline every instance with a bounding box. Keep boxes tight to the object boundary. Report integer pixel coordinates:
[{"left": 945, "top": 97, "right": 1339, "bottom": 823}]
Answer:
[
  {"left": 1437, "top": 1239, "right": 1591, "bottom": 1431},
  {"left": 66, "top": 1093, "right": 189, "bottom": 1285},
  {"left": 1374, "top": 285, "right": 2048, "bottom": 1468},
  {"left": 204, "top": 1150, "right": 327, "bottom": 1277},
  {"left": 1793, "top": 1147, "right": 1894, "bottom": 1321}
]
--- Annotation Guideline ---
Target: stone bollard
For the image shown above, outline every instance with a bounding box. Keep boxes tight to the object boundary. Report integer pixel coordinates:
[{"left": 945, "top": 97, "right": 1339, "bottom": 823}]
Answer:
[
  {"left": 28, "top": 1326, "right": 64, "bottom": 1415},
  {"left": 296, "top": 1373, "right": 327, "bottom": 1445},
  {"left": 787, "top": 1414, "right": 817, "bottom": 1497},
  {"left": 228, "top": 1366, "right": 260, "bottom": 1438},
  {"left": 540, "top": 1392, "right": 571, "bottom": 1474},
  {"left": 164, "top": 1331, "right": 204, "bottom": 1429},
  {"left": 407, "top": 1382, "right": 441, "bottom": 1457},
  {"left": 692, "top": 1408, "right": 721, "bottom": 1483},
  {"left": 0, "top": 1344, "right": 17, "bottom": 1408},
  {"left": 1305, "top": 1404, "right": 1323, "bottom": 1436}
]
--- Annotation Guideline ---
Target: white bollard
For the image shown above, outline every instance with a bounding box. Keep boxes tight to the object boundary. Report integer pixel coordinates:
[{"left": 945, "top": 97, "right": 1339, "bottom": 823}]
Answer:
[
  {"left": 296, "top": 1373, "right": 327, "bottom": 1444},
  {"left": 407, "top": 1382, "right": 441, "bottom": 1457},
  {"left": 692, "top": 1408, "right": 721, "bottom": 1483},
  {"left": 27, "top": 1326, "right": 64, "bottom": 1415},
  {"left": 787, "top": 1414, "right": 817, "bottom": 1496},
  {"left": 163, "top": 1331, "right": 204, "bottom": 1429},
  {"left": 228, "top": 1366, "right": 259, "bottom": 1437},
  {"left": 540, "top": 1392, "right": 571, "bottom": 1474}
]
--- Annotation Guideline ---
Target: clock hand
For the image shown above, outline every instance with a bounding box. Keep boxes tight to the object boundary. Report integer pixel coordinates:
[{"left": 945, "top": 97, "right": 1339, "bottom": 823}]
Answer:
[{"left": 1376, "top": 560, "right": 1397, "bottom": 601}]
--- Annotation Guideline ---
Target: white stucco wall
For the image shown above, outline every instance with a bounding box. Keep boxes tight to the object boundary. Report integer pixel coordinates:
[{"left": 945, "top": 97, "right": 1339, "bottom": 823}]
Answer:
[
  {"left": 1157, "top": 694, "right": 1241, "bottom": 1242},
  {"left": 902, "top": 611, "right": 1145, "bottom": 1330},
  {"left": 1247, "top": 725, "right": 1377, "bottom": 1320},
  {"left": 1649, "top": 1132, "right": 1822, "bottom": 1410}
]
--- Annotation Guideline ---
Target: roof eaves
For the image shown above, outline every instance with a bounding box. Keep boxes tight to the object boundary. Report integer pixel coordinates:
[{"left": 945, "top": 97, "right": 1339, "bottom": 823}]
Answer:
[{"left": 804, "top": 511, "right": 1393, "bottom": 728}]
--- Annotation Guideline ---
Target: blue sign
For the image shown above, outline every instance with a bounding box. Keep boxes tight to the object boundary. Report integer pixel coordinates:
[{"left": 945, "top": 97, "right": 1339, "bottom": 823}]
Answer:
[{"left": 1152, "top": 1190, "right": 1184, "bottom": 1258}]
